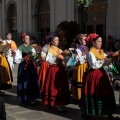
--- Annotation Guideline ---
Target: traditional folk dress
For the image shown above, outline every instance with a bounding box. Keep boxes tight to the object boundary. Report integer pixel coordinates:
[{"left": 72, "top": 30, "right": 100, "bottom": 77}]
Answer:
[
  {"left": 0, "top": 43, "right": 13, "bottom": 90},
  {"left": 42, "top": 46, "right": 70, "bottom": 106},
  {"left": 15, "top": 44, "right": 40, "bottom": 102},
  {"left": 38, "top": 44, "right": 50, "bottom": 92},
  {"left": 71, "top": 45, "right": 89, "bottom": 100},
  {"left": 3, "top": 40, "right": 17, "bottom": 70},
  {"left": 81, "top": 47, "right": 117, "bottom": 116}
]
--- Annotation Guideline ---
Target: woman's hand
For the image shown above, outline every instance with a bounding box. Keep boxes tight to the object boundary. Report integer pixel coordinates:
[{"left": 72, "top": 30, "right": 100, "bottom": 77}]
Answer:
[
  {"left": 111, "top": 50, "right": 120, "bottom": 57},
  {"left": 57, "top": 54, "right": 64, "bottom": 60},
  {"left": 24, "top": 56, "right": 30, "bottom": 61},
  {"left": 103, "top": 57, "right": 112, "bottom": 62},
  {"left": 24, "top": 54, "right": 31, "bottom": 61},
  {"left": 62, "top": 49, "right": 72, "bottom": 57}
]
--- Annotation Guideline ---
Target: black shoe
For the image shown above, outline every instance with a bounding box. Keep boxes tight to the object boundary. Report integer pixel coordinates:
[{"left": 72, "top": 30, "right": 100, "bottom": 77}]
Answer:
[
  {"left": 82, "top": 113, "right": 92, "bottom": 119},
  {"left": 116, "top": 117, "right": 120, "bottom": 120},
  {"left": 0, "top": 91, "right": 5, "bottom": 96},
  {"left": 108, "top": 115, "right": 115, "bottom": 120},
  {"left": 29, "top": 100, "right": 36, "bottom": 105},
  {"left": 47, "top": 105, "right": 52, "bottom": 110},
  {"left": 56, "top": 106, "right": 66, "bottom": 113},
  {"left": 118, "top": 105, "right": 120, "bottom": 109}
]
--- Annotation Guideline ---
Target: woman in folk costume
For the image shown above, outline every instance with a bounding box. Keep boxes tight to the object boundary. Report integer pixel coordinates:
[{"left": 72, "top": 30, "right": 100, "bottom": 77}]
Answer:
[
  {"left": 14, "top": 34, "right": 39, "bottom": 105},
  {"left": 0, "top": 36, "right": 13, "bottom": 90},
  {"left": 42, "top": 35, "right": 71, "bottom": 112},
  {"left": 38, "top": 35, "right": 52, "bottom": 93},
  {"left": 3, "top": 33, "right": 17, "bottom": 70},
  {"left": 81, "top": 33, "right": 117, "bottom": 119},
  {"left": 71, "top": 34, "right": 89, "bottom": 101}
]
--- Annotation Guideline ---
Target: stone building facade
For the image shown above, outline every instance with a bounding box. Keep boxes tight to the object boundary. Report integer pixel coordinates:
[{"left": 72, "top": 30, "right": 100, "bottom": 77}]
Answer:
[
  {"left": 86, "top": 0, "right": 107, "bottom": 43},
  {"left": 0, "top": 0, "right": 75, "bottom": 36},
  {"left": 106, "top": 0, "right": 120, "bottom": 39},
  {"left": 0, "top": 0, "right": 120, "bottom": 42},
  {"left": 86, "top": 0, "right": 120, "bottom": 42}
]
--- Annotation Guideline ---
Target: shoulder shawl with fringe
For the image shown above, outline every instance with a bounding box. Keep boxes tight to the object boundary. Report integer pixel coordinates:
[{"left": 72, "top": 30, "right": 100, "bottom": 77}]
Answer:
[
  {"left": 48, "top": 46, "right": 61, "bottom": 55},
  {"left": 89, "top": 47, "right": 104, "bottom": 60}
]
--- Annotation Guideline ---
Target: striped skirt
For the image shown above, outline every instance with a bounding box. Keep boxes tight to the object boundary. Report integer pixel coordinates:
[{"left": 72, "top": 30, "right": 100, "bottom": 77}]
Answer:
[
  {"left": 42, "top": 64, "right": 70, "bottom": 106},
  {"left": 71, "top": 62, "right": 88, "bottom": 100},
  {"left": 81, "top": 68, "right": 117, "bottom": 116}
]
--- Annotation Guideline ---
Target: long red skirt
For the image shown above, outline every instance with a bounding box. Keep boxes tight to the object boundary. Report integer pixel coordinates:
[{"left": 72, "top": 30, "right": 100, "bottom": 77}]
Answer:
[
  {"left": 42, "top": 65, "right": 70, "bottom": 106},
  {"left": 81, "top": 68, "right": 117, "bottom": 115},
  {"left": 38, "top": 61, "right": 49, "bottom": 92}
]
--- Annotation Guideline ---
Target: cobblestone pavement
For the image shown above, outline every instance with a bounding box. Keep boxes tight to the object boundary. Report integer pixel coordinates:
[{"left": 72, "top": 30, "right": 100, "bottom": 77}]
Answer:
[{"left": 1, "top": 64, "right": 120, "bottom": 120}]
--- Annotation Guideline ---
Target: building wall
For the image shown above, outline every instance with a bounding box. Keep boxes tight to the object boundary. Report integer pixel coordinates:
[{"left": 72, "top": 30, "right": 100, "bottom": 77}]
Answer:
[
  {"left": 0, "top": 1, "right": 2, "bottom": 34},
  {"left": 106, "top": 0, "right": 120, "bottom": 39},
  {"left": 0, "top": 0, "right": 75, "bottom": 35},
  {"left": 50, "top": 0, "right": 74, "bottom": 32}
]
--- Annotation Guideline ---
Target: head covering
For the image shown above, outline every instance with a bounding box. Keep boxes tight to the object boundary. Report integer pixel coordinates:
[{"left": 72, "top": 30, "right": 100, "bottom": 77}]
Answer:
[
  {"left": 44, "top": 34, "right": 55, "bottom": 44},
  {"left": 85, "top": 33, "right": 99, "bottom": 43},
  {"left": 22, "top": 33, "right": 27, "bottom": 39}
]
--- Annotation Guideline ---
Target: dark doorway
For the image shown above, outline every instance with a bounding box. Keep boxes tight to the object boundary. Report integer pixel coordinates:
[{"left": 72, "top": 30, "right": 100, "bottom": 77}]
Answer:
[
  {"left": 7, "top": 4, "right": 17, "bottom": 33},
  {"left": 96, "top": 24, "right": 103, "bottom": 37},
  {"left": 35, "top": 0, "right": 50, "bottom": 35},
  {"left": 87, "top": 25, "right": 94, "bottom": 34}
]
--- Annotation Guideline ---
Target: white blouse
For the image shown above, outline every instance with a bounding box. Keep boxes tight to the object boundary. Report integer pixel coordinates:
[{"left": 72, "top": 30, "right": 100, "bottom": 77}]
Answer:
[
  {"left": 46, "top": 49, "right": 62, "bottom": 65},
  {"left": 87, "top": 52, "right": 109, "bottom": 69},
  {"left": 75, "top": 48, "right": 87, "bottom": 64},
  {"left": 46, "top": 52, "right": 57, "bottom": 65},
  {"left": 41, "top": 45, "right": 50, "bottom": 59},
  {"left": 14, "top": 48, "right": 36, "bottom": 64}
]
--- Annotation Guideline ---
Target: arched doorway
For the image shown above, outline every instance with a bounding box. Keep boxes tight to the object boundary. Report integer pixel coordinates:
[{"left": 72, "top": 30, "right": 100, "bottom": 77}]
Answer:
[
  {"left": 35, "top": 0, "right": 50, "bottom": 34},
  {"left": 7, "top": 4, "right": 17, "bottom": 33}
]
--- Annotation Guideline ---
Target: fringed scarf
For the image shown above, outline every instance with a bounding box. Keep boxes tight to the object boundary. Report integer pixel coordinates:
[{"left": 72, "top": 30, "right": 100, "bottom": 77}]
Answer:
[
  {"left": 89, "top": 47, "right": 104, "bottom": 60},
  {"left": 48, "top": 46, "right": 64, "bottom": 61},
  {"left": 77, "top": 45, "right": 88, "bottom": 55},
  {"left": 48, "top": 46, "right": 61, "bottom": 55}
]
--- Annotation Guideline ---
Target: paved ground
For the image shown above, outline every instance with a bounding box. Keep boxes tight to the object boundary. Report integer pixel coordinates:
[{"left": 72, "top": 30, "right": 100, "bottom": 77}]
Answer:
[{"left": 1, "top": 64, "right": 120, "bottom": 120}]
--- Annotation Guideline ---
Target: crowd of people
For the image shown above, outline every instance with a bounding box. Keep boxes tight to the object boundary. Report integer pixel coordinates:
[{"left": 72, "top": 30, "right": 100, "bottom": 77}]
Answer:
[{"left": 0, "top": 32, "right": 120, "bottom": 120}]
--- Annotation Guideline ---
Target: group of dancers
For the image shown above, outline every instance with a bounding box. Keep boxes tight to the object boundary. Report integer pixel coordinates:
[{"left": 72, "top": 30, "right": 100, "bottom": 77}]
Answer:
[{"left": 0, "top": 32, "right": 120, "bottom": 119}]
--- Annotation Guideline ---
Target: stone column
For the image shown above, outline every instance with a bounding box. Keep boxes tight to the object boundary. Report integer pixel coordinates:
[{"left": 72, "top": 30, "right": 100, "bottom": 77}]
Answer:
[
  {"left": 1, "top": 0, "right": 5, "bottom": 36},
  {"left": 66, "top": 0, "right": 74, "bottom": 21},
  {"left": 22, "top": 0, "right": 27, "bottom": 32},
  {"left": 17, "top": 0, "right": 23, "bottom": 33},
  {"left": 0, "top": 2, "right": 2, "bottom": 34},
  {"left": 50, "top": 0, "right": 55, "bottom": 32},
  {"left": 27, "top": 0, "right": 32, "bottom": 33}
]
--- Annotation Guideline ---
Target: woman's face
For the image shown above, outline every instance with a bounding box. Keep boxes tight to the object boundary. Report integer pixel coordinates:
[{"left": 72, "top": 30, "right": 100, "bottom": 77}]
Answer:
[
  {"left": 6, "top": 33, "right": 12, "bottom": 40},
  {"left": 80, "top": 36, "right": 86, "bottom": 45},
  {"left": 51, "top": 37, "right": 59, "bottom": 46},
  {"left": 24, "top": 35, "right": 30, "bottom": 44},
  {"left": 93, "top": 37, "right": 102, "bottom": 49}
]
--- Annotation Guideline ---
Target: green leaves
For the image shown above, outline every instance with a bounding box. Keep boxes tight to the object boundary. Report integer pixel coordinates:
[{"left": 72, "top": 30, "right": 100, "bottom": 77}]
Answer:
[
  {"left": 55, "top": 21, "right": 80, "bottom": 49},
  {"left": 76, "top": 0, "right": 92, "bottom": 7}
]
